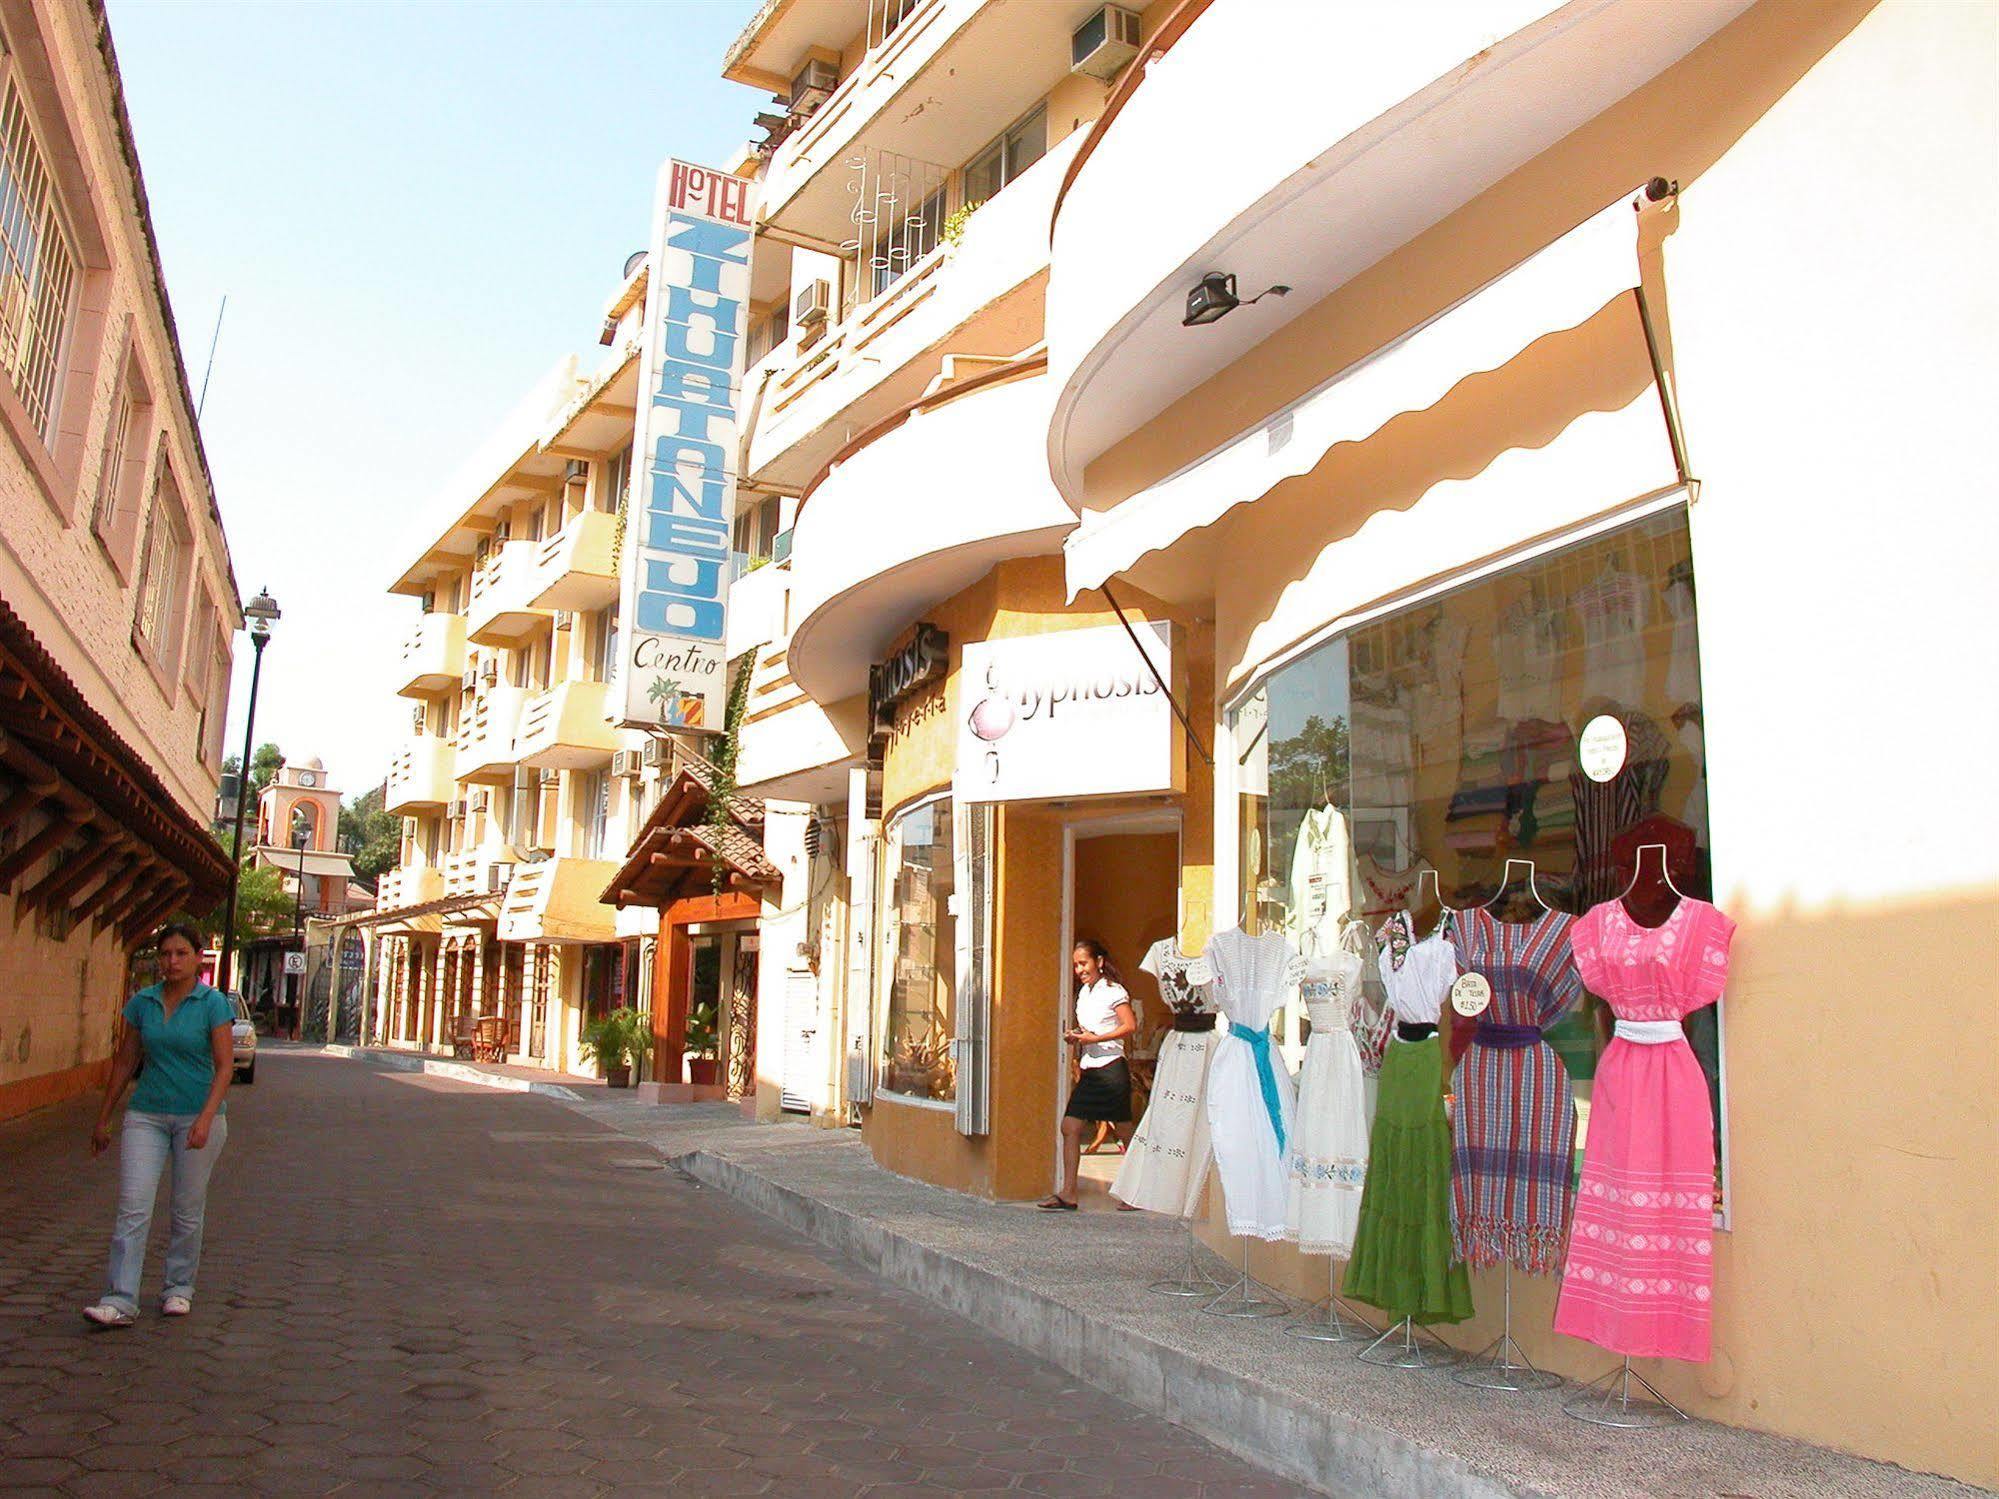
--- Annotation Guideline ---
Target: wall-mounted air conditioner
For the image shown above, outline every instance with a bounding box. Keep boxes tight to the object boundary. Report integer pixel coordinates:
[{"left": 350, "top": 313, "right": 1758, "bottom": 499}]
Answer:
[
  {"left": 563, "top": 459, "right": 588, "bottom": 486},
  {"left": 1071, "top": 5, "right": 1140, "bottom": 81},
  {"left": 794, "top": 279, "right": 831, "bottom": 328},
  {"left": 449, "top": 799, "right": 468, "bottom": 821},
  {"left": 480, "top": 660, "right": 499, "bottom": 684},
  {"left": 488, "top": 863, "right": 513, "bottom": 895},
  {"left": 553, "top": 611, "right": 573, "bottom": 633},
  {"left": 469, "top": 790, "right": 490, "bottom": 813},
  {"left": 641, "top": 737, "right": 668, "bottom": 768},
  {"left": 788, "top": 58, "right": 838, "bottom": 116},
  {"left": 411, "top": 706, "right": 426, "bottom": 734},
  {"left": 611, "top": 749, "right": 642, "bottom": 779},
  {"left": 539, "top": 768, "right": 561, "bottom": 786},
  {"left": 459, "top": 669, "right": 477, "bottom": 692},
  {"left": 493, "top": 520, "right": 511, "bottom": 542}
]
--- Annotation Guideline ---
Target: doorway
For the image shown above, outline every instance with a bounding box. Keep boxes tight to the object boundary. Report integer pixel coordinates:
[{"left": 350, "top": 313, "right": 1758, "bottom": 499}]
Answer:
[{"left": 1058, "top": 813, "right": 1182, "bottom": 1205}]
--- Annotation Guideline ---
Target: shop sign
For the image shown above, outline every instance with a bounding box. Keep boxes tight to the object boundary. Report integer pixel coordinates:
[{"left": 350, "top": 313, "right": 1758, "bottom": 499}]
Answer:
[
  {"left": 868, "top": 623, "right": 950, "bottom": 754},
  {"left": 957, "top": 623, "right": 1179, "bottom": 803},
  {"left": 615, "top": 159, "right": 757, "bottom": 735}
]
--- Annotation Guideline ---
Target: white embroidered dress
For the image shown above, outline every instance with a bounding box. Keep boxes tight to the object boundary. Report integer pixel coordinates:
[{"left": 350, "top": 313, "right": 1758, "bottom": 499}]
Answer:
[
  {"left": 1196, "top": 928, "right": 1303, "bottom": 1241},
  {"left": 1111, "top": 939, "right": 1217, "bottom": 1217},
  {"left": 1284, "top": 944, "right": 1370, "bottom": 1255}
]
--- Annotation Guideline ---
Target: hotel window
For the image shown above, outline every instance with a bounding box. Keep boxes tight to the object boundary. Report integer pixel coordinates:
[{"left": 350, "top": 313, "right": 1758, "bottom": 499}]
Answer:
[
  {"left": 962, "top": 105, "right": 1046, "bottom": 209},
  {"left": 132, "top": 449, "right": 190, "bottom": 670},
  {"left": 578, "top": 769, "right": 610, "bottom": 859},
  {"left": 879, "top": 794, "right": 956, "bottom": 1103},
  {"left": 0, "top": 64, "right": 79, "bottom": 440},
  {"left": 92, "top": 351, "right": 152, "bottom": 549},
  {"left": 602, "top": 442, "right": 631, "bottom": 514}
]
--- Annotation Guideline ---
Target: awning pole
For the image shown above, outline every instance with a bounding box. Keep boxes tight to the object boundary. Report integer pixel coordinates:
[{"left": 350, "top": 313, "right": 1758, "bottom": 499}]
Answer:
[
  {"left": 1099, "top": 582, "right": 1213, "bottom": 768},
  {"left": 1632, "top": 285, "right": 1696, "bottom": 497}
]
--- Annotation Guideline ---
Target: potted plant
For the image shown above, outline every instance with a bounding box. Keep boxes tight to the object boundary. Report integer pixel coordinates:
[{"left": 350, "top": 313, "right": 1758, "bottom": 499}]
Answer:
[
  {"left": 685, "top": 1000, "right": 721, "bottom": 1086},
  {"left": 579, "top": 1006, "right": 649, "bottom": 1088}
]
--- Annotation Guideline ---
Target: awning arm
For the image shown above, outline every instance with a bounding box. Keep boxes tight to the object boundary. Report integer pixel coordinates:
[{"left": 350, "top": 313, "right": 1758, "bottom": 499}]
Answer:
[
  {"left": 1633, "top": 283, "right": 1696, "bottom": 499},
  {"left": 1099, "top": 582, "right": 1213, "bottom": 768}
]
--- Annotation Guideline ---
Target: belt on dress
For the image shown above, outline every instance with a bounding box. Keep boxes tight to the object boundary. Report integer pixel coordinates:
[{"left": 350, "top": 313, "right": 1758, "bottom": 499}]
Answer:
[
  {"left": 1613, "top": 1018, "right": 1684, "bottom": 1044},
  {"left": 1170, "top": 1012, "right": 1217, "bottom": 1033},
  {"left": 1227, "top": 1020, "right": 1287, "bottom": 1157},
  {"left": 1396, "top": 1021, "right": 1437, "bottom": 1042},
  {"left": 1471, "top": 1023, "right": 1543, "bottom": 1050}
]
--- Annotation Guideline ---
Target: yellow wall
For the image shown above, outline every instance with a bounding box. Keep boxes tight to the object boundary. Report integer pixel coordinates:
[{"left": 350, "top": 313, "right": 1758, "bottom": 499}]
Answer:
[{"left": 1098, "top": 0, "right": 1997, "bottom": 1483}]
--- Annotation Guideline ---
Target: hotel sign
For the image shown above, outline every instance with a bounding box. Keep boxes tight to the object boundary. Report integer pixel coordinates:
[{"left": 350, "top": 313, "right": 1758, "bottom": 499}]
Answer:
[{"left": 615, "top": 160, "right": 756, "bottom": 733}]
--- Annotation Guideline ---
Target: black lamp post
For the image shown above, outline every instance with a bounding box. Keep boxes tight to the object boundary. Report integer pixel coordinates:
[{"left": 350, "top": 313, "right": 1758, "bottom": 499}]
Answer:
[{"left": 216, "top": 588, "right": 279, "bottom": 995}]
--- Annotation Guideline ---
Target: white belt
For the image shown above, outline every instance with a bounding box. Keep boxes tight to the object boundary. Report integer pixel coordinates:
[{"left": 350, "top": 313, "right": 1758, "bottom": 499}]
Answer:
[{"left": 1614, "top": 1019, "right": 1684, "bottom": 1045}]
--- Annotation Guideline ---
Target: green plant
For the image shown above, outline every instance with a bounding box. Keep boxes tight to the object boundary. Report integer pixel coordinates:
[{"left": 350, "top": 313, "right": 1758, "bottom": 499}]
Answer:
[
  {"left": 579, "top": 1006, "right": 651, "bottom": 1071},
  {"left": 684, "top": 1001, "right": 721, "bottom": 1060},
  {"left": 941, "top": 199, "right": 984, "bottom": 248}
]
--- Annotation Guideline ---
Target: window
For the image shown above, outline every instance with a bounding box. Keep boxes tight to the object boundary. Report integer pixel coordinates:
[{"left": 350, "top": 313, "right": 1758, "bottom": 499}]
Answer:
[
  {"left": 746, "top": 302, "right": 790, "bottom": 365},
  {"left": 0, "top": 69, "right": 78, "bottom": 439},
  {"left": 592, "top": 608, "right": 620, "bottom": 685},
  {"left": 507, "top": 765, "right": 541, "bottom": 848},
  {"left": 880, "top": 794, "right": 956, "bottom": 1102},
  {"left": 92, "top": 351, "right": 151, "bottom": 546},
  {"left": 962, "top": 105, "right": 1047, "bottom": 210},
  {"left": 132, "top": 448, "right": 190, "bottom": 670},
  {"left": 731, "top": 494, "right": 780, "bottom": 575},
  {"left": 578, "top": 770, "right": 610, "bottom": 859},
  {"left": 602, "top": 443, "right": 632, "bottom": 514},
  {"left": 1231, "top": 508, "right": 1726, "bottom": 1199}
]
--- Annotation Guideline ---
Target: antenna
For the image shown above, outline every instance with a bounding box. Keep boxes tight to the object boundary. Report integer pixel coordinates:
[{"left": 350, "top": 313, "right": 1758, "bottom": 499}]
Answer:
[{"left": 196, "top": 295, "right": 227, "bottom": 420}]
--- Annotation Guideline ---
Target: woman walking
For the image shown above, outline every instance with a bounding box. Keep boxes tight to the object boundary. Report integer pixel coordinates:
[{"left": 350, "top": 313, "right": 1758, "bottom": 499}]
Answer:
[
  {"left": 1040, "top": 939, "right": 1138, "bottom": 1211},
  {"left": 83, "top": 923, "right": 235, "bottom": 1327}
]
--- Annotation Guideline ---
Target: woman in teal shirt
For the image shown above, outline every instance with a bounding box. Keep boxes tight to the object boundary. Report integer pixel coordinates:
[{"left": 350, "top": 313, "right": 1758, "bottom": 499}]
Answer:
[{"left": 84, "top": 923, "right": 234, "bottom": 1327}]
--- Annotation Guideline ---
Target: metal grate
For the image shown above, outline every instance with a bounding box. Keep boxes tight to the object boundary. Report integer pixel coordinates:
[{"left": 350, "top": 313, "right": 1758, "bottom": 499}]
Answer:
[
  {"left": 0, "top": 75, "right": 77, "bottom": 439},
  {"left": 953, "top": 802, "right": 994, "bottom": 1137}
]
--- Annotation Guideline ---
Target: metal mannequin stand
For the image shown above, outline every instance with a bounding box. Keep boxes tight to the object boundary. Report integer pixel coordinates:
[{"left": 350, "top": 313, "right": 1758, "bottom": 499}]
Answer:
[
  {"left": 1356, "top": 1314, "right": 1462, "bottom": 1369},
  {"left": 1453, "top": 1263, "right": 1561, "bottom": 1391},
  {"left": 1565, "top": 1358, "right": 1689, "bottom": 1427},
  {"left": 1283, "top": 1266, "right": 1376, "bottom": 1342},
  {"left": 1148, "top": 1220, "right": 1231, "bottom": 1299},
  {"left": 1201, "top": 1237, "right": 1289, "bottom": 1319}
]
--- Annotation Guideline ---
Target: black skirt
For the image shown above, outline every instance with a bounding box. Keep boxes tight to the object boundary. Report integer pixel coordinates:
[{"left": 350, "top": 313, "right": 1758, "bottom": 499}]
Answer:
[{"left": 1064, "top": 1058, "right": 1132, "bottom": 1122}]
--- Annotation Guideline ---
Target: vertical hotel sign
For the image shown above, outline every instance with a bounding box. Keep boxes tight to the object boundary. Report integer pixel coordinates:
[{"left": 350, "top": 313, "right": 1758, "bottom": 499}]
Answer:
[{"left": 615, "top": 160, "right": 755, "bottom": 733}]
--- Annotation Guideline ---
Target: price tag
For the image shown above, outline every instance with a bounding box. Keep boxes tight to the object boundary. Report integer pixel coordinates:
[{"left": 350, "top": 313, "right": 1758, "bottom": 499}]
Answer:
[
  {"left": 1578, "top": 714, "right": 1628, "bottom": 783},
  {"left": 1451, "top": 972, "right": 1492, "bottom": 1017}
]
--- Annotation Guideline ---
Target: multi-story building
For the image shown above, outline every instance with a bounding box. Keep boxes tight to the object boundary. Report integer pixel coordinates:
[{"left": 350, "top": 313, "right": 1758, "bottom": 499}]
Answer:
[{"left": 0, "top": 1, "right": 239, "bottom": 1120}]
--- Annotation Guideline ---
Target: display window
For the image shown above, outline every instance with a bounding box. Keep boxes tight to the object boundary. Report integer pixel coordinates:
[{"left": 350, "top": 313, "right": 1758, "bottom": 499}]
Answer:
[
  {"left": 880, "top": 794, "right": 957, "bottom": 1103},
  {"left": 1231, "top": 507, "right": 1724, "bottom": 1199}
]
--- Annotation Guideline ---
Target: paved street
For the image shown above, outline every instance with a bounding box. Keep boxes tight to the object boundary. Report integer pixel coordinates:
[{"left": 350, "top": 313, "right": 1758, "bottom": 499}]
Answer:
[{"left": 0, "top": 1050, "right": 1306, "bottom": 1498}]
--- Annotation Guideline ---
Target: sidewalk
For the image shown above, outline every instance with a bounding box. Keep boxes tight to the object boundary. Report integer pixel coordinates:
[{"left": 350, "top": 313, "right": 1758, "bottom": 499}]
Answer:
[
  {"left": 314, "top": 1042, "right": 607, "bottom": 1100},
  {"left": 322, "top": 1046, "right": 1980, "bottom": 1499}
]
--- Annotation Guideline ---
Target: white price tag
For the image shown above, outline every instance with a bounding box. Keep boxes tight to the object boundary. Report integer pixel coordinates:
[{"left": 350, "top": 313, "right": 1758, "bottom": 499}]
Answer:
[
  {"left": 1451, "top": 972, "right": 1492, "bottom": 1017},
  {"left": 1578, "top": 715, "right": 1628, "bottom": 783}
]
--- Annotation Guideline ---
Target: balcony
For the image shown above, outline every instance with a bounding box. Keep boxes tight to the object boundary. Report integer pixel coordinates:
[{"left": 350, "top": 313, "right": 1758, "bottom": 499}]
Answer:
[
  {"left": 513, "top": 680, "right": 621, "bottom": 771},
  {"left": 444, "top": 847, "right": 516, "bottom": 901},
  {"left": 526, "top": 510, "right": 620, "bottom": 612},
  {"left": 466, "top": 539, "right": 550, "bottom": 644},
  {"left": 377, "top": 865, "right": 444, "bottom": 912},
  {"left": 385, "top": 735, "right": 455, "bottom": 814},
  {"left": 498, "top": 857, "right": 621, "bottom": 944},
  {"left": 453, "top": 686, "right": 527, "bottom": 783},
  {"left": 395, "top": 613, "right": 467, "bottom": 697},
  {"left": 734, "top": 633, "right": 870, "bottom": 804},
  {"left": 1044, "top": 0, "right": 1756, "bottom": 505},
  {"left": 785, "top": 370, "right": 1073, "bottom": 701},
  {"left": 747, "top": 131, "right": 1080, "bottom": 491}
]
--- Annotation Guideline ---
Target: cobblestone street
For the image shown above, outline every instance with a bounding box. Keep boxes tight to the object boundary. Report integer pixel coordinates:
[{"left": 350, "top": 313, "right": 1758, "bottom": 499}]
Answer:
[{"left": 0, "top": 1050, "right": 1307, "bottom": 1497}]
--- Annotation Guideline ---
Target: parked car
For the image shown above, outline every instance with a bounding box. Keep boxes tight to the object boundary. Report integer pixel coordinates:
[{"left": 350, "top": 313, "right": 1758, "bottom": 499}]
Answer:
[{"left": 227, "top": 991, "right": 257, "bottom": 1084}]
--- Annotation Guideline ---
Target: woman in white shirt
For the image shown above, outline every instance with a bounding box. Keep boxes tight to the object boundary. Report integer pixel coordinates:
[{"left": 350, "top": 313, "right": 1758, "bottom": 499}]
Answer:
[{"left": 1039, "top": 939, "right": 1139, "bottom": 1211}]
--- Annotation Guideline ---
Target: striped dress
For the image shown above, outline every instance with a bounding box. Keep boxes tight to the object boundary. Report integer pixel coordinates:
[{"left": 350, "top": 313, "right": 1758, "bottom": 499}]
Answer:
[{"left": 1449, "top": 906, "right": 1585, "bottom": 1274}]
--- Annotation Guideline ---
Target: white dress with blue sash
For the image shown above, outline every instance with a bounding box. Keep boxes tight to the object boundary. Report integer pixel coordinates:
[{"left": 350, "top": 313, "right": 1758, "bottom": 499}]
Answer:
[{"left": 1193, "top": 928, "right": 1302, "bottom": 1241}]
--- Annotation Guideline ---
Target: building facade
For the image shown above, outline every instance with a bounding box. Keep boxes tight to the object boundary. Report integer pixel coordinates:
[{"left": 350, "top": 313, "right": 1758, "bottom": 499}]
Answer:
[{"left": 0, "top": 0, "right": 238, "bottom": 1121}]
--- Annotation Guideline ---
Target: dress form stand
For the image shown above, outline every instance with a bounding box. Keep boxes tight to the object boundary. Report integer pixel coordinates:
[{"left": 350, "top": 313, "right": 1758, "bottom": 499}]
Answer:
[
  {"left": 1355, "top": 1315, "right": 1461, "bottom": 1369},
  {"left": 1282, "top": 1268, "right": 1375, "bottom": 1343},
  {"left": 1565, "top": 1358, "right": 1689, "bottom": 1427},
  {"left": 1148, "top": 1219, "right": 1230, "bottom": 1299},
  {"left": 1200, "top": 1237, "right": 1289, "bottom": 1320},
  {"left": 1453, "top": 1262, "right": 1561, "bottom": 1391}
]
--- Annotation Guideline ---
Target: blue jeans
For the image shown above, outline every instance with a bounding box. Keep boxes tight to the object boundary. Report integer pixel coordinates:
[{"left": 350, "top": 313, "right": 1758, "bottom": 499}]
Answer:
[{"left": 105, "top": 1110, "right": 228, "bottom": 1313}]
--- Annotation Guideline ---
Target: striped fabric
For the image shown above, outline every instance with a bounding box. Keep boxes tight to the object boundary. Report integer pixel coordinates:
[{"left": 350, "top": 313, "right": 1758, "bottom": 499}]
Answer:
[
  {"left": 1449, "top": 906, "right": 1585, "bottom": 1274},
  {"left": 1568, "top": 710, "right": 1672, "bottom": 907}
]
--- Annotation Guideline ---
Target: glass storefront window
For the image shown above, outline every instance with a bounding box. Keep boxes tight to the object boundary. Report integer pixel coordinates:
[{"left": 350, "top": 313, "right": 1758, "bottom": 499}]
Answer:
[
  {"left": 1232, "top": 508, "right": 1723, "bottom": 1189},
  {"left": 880, "top": 796, "right": 956, "bottom": 1102}
]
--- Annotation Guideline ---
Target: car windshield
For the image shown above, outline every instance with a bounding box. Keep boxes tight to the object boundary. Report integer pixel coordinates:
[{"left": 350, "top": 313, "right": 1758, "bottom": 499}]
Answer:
[{"left": 228, "top": 993, "right": 251, "bottom": 1023}]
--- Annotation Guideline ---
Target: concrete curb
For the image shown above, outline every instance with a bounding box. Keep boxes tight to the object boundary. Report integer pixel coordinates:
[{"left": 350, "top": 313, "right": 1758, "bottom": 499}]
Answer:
[
  {"left": 322, "top": 1044, "right": 583, "bottom": 1102},
  {"left": 672, "top": 1144, "right": 1529, "bottom": 1499}
]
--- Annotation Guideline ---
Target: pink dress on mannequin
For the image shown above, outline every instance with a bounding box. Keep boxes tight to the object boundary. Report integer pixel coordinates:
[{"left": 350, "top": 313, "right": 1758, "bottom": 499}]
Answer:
[{"left": 1556, "top": 897, "right": 1735, "bottom": 1361}]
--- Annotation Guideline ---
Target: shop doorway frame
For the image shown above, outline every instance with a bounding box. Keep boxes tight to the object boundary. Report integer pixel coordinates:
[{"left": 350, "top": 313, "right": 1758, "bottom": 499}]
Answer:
[{"left": 1053, "top": 808, "right": 1185, "bottom": 1194}]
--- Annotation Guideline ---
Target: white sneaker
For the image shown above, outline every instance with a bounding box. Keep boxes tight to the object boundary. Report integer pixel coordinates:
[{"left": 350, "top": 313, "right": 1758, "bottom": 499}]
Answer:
[
  {"left": 83, "top": 1302, "right": 135, "bottom": 1327},
  {"left": 160, "top": 1295, "right": 192, "bottom": 1317}
]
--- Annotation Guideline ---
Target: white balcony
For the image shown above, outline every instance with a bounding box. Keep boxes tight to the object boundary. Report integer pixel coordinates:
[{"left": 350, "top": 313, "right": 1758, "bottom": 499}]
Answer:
[
  {"left": 513, "top": 680, "right": 621, "bottom": 771},
  {"left": 1044, "top": 0, "right": 1756, "bottom": 505},
  {"left": 734, "top": 634, "right": 870, "bottom": 805},
  {"left": 466, "top": 539, "right": 550, "bottom": 644},
  {"left": 785, "top": 370, "right": 1073, "bottom": 701},
  {"left": 525, "top": 510, "right": 620, "bottom": 613},
  {"left": 395, "top": 613, "right": 467, "bottom": 698},
  {"left": 385, "top": 736, "right": 455, "bottom": 814},
  {"left": 747, "top": 131, "right": 1080, "bottom": 491},
  {"left": 499, "top": 857, "right": 621, "bottom": 944},
  {"left": 453, "top": 686, "right": 528, "bottom": 783},
  {"left": 445, "top": 847, "right": 517, "bottom": 901},
  {"left": 377, "top": 864, "right": 444, "bottom": 912}
]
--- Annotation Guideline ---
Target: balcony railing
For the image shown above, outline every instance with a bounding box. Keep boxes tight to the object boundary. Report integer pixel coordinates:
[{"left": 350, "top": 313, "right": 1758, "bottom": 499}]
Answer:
[
  {"left": 466, "top": 539, "right": 549, "bottom": 644},
  {"left": 498, "top": 856, "right": 621, "bottom": 944},
  {"left": 513, "top": 680, "right": 621, "bottom": 771},
  {"left": 385, "top": 735, "right": 455, "bottom": 814},
  {"left": 395, "top": 613, "right": 467, "bottom": 697},
  {"left": 453, "top": 685, "right": 528, "bottom": 782},
  {"left": 526, "top": 510, "right": 620, "bottom": 612},
  {"left": 445, "top": 847, "right": 516, "bottom": 900},
  {"left": 378, "top": 864, "right": 444, "bottom": 911}
]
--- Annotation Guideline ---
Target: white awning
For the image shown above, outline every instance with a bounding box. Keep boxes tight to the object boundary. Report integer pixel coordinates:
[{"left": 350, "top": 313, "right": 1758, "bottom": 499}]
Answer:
[{"left": 1064, "top": 193, "right": 1653, "bottom": 601}]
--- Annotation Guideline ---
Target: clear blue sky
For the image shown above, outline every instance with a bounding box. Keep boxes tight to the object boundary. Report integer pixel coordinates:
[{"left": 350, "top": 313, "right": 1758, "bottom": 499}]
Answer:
[{"left": 107, "top": 0, "right": 766, "bottom": 803}]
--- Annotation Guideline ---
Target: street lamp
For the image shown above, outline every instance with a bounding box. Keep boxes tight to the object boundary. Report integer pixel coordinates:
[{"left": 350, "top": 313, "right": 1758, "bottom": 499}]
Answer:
[{"left": 216, "top": 588, "right": 279, "bottom": 996}]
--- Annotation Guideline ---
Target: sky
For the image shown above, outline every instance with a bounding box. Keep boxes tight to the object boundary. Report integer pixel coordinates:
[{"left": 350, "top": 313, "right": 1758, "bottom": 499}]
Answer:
[{"left": 107, "top": 0, "right": 768, "bottom": 802}]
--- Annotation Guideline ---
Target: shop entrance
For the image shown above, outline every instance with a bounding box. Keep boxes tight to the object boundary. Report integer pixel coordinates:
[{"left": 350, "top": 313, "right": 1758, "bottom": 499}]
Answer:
[{"left": 1058, "top": 813, "right": 1182, "bottom": 1205}]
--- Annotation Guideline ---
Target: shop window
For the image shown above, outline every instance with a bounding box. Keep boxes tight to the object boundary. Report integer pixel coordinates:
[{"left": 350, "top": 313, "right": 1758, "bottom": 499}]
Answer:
[
  {"left": 879, "top": 794, "right": 956, "bottom": 1102},
  {"left": 1232, "top": 508, "right": 1724, "bottom": 1198}
]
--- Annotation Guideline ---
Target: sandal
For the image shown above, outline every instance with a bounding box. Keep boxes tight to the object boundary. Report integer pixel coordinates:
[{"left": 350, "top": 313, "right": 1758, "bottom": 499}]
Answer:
[{"left": 1036, "top": 1195, "right": 1079, "bottom": 1211}]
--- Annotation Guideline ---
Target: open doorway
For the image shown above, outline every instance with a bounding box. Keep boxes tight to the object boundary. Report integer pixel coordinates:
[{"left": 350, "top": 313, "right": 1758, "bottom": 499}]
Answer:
[{"left": 1058, "top": 813, "right": 1182, "bottom": 1209}]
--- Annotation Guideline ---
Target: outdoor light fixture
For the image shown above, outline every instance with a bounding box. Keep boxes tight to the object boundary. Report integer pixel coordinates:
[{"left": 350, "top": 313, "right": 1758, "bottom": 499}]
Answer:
[
  {"left": 1183, "top": 272, "right": 1291, "bottom": 328},
  {"left": 218, "top": 587, "right": 280, "bottom": 995}
]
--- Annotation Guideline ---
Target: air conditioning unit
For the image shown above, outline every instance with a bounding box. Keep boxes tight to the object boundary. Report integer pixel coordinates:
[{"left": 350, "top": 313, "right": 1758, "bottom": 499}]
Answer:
[
  {"left": 788, "top": 57, "right": 838, "bottom": 115},
  {"left": 611, "top": 748, "right": 642, "bottom": 779},
  {"left": 563, "top": 459, "right": 588, "bottom": 486},
  {"left": 1070, "top": 4, "right": 1141, "bottom": 81},
  {"left": 449, "top": 799, "right": 468, "bottom": 821},
  {"left": 493, "top": 520, "right": 511, "bottom": 543},
  {"left": 419, "top": 591, "right": 436, "bottom": 614},
  {"left": 553, "top": 611, "right": 574, "bottom": 633},
  {"left": 487, "top": 862, "right": 513, "bottom": 895},
  {"left": 480, "top": 660, "right": 499, "bottom": 684},
  {"left": 539, "top": 767, "right": 561, "bottom": 786},
  {"left": 641, "top": 737, "right": 668, "bottom": 768},
  {"left": 794, "top": 279, "right": 831, "bottom": 328},
  {"left": 459, "top": 669, "right": 477, "bottom": 692},
  {"left": 411, "top": 705, "right": 426, "bottom": 734},
  {"left": 469, "top": 790, "right": 490, "bottom": 813}
]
